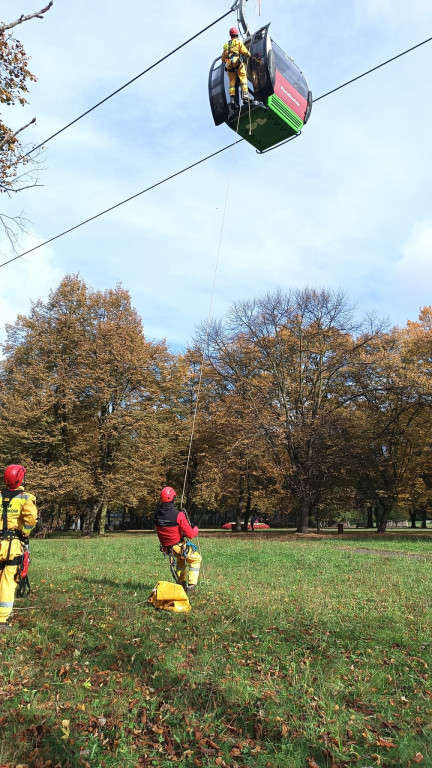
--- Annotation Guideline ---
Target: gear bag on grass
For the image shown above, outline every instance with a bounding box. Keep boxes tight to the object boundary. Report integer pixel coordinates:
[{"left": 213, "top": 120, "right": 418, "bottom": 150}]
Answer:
[{"left": 148, "top": 580, "right": 191, "bottom": 613}]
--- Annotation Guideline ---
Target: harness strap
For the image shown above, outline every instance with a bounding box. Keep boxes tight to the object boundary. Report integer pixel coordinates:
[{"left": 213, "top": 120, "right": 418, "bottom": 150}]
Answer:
[
  {"left": 0, "top": 554, "right": 23, "bottom": 570},
  {"left": 2, "top": 499, "right": 7, "bottom": 541},
  {"left": 1, "top": 529, "right": 26, "bottom": 542},
  {"left": 2, "top": 489, "right": 23, "bottom": 540}
]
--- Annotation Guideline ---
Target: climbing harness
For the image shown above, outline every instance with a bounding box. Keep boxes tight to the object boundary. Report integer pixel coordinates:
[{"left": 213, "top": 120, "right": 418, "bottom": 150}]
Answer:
[
  {"left": 226, "top": 40, "right": 244, "bottom": 71},
  {"left": 1, "top": 490, "right": 31, "bottom": 598},
  {"left": 161, "top": 537, "right": 197, "bottom": 585},
  {"left": 160, "top": 543, "right": 181, "bottom": 584}
]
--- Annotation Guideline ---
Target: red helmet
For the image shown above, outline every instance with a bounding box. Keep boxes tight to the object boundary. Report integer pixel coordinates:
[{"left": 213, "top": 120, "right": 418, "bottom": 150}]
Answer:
[
  {"left": 229, "top": 26, "right": 239, "bottom": 37},
  {"left": 4, "top": 464, "right": 26, "bottom": 490},
  {"left": 161, "top": 486, "right": 176, "bottom": 503}
]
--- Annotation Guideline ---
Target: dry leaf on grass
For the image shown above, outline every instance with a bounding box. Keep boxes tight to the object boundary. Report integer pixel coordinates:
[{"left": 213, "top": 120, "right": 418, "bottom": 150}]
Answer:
[{"left": 376, "top": 736, "right": 397, "bottom": 748}]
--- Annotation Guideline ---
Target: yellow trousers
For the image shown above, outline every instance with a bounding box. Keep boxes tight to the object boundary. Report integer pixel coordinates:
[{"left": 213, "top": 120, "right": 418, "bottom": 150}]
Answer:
[
  {"left": 172, "top": 543, "right": 202, "bottom": 587},
  {"left": 0, "top": 538, "right": 22, "bottom": 623},
  {"left": 227, "top": 63, "right": 248, "bottom": 96}
]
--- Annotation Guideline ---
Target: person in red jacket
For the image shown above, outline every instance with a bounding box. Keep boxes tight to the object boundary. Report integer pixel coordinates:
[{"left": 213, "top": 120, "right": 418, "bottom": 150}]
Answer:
[{"left": 154, "top": 487, "right": 201, "bottom": 594}]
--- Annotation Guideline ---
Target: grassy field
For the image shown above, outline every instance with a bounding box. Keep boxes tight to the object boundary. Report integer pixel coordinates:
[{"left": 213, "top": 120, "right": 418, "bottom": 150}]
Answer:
[{"left": 1, "top": 532, "right": 431, "bottom": 768}]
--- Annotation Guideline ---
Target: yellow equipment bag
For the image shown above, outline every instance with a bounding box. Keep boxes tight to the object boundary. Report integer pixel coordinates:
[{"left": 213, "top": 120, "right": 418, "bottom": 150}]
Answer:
[{"left": 148, "top": 580, "right": 191, "bottom": 613}]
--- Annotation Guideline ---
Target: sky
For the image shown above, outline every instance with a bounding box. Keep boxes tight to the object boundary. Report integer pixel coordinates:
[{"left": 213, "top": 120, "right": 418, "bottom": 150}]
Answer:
[{"left": 1, "top": 0, "right": 432, "bottom": 351}]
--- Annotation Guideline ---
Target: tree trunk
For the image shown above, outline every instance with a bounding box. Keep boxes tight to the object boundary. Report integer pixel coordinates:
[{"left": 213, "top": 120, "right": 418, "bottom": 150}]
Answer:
[
  {"left": 376, "top": 501, "right": 393, "bottom": 533},
  {"left": 235, "top": 491, "right": 245, "bottom": 532},
  {"left": 99, "top": 501, "right": 108, "bottom": 535},
  {"left": 421, "top": 506, "right": 427, "bottom": 530},
  {"left": 373, "top": 505, "right": 380, "bottom": 529},
  {"left": 82, "top": 500, "right": 102, "bottom": 536},
  {"left": 297, "top": 497, "right": 310, "bottom": 534},
  {"left": 366, "top": 506, "right": 374, "bottom": 528},
  {"left": 409, "top": 509, "right": 417, "bottom": 528},
  {"left": 242, "top": 489, "right": 252, "bottom": 532}
]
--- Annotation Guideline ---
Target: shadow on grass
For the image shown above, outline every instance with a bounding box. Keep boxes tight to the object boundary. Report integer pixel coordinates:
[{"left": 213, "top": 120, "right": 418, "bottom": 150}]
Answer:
[{"left": 80, "top": 575, "right": 156, "bottom": 594}]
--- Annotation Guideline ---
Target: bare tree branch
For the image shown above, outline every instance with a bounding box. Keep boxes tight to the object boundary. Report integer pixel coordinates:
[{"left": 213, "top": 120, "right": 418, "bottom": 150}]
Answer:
[
  {"left": 0, "top": 117, "right": 36, "bottom": 151},
  {"left": 0, "top": 182, "right": 43, "bottom": 193},
  {"left": 0, "top": 2, "right": 53, "bottom": 33}
]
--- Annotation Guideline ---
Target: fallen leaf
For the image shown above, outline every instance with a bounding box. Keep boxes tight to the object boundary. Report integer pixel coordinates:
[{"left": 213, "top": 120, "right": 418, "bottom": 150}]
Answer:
[
  {"left": 413, "top": 754, "right": 424, "bottom": 763},
  {"left": 376, "top": 737, "right": 397, "bottom": 748},
  {"left": 60, "top": 720, "right": 70, "bottom": 740},
  {"left": 306, "top": 759, "right": 321, "bottom": 768}
]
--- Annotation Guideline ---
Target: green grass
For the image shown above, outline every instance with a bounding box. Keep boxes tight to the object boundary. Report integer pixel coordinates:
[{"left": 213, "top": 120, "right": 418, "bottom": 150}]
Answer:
[{"left": 1, "top": 533, "right": 431, "bottom": 768}]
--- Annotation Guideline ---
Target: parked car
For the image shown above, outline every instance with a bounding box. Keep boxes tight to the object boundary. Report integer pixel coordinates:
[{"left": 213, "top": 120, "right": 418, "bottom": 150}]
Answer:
[{"left": 222, "top": 522, "right": 270, "bottom": 530}]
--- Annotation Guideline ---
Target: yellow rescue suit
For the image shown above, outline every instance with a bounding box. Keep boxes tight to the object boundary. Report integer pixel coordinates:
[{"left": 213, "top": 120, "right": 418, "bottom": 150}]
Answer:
[
  {"left": 171, "top": 541, "right": 201, "bottom": 587},
  {"left": 0, "top": 486, "right": 37, "bottom": 624},
  {"left": 222, "top": 37, "right": 251, "bottom": 97}
]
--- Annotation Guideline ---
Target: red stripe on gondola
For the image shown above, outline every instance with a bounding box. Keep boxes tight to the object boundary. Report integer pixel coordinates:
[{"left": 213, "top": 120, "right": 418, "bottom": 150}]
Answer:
[{"left": 274, "top": 71, "right": 307, "bottom": 120}]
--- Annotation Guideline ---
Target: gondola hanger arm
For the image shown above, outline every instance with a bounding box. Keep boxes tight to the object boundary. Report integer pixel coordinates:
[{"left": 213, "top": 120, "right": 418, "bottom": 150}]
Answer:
[{"left": 230, "top": 0, "right": 251, "bottom": 38}]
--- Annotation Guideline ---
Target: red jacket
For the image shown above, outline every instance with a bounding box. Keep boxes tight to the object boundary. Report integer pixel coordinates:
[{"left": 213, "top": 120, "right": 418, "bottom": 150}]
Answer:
[{"left": 153, "top": 502, "right": 198, "bottom": 547}]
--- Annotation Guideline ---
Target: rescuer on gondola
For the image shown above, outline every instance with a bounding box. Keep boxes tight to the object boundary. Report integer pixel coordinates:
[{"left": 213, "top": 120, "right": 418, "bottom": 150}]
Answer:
[
  {"left": 0, "top": 465, "right": 37, "bottom": 632},
  {"left": 154, "top": 487, "right": 201, "bottom": 594},
  {"left": 222, "top": 26, "right": 252, "bottom": 107}
]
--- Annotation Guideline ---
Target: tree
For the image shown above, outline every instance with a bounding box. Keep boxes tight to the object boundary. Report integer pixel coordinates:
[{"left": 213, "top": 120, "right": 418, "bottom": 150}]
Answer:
[
  {"left": 201, "top": 288, "right": 381, "bottom": 533},
  {"left": 0, "top": 275, "right": 182, "bottom": 534},
  {"left": 0, "top": 3, "right": 53, "bottom": 248},
  {"left": 351, "top": 327, "right": 430, "bottom": 532}
]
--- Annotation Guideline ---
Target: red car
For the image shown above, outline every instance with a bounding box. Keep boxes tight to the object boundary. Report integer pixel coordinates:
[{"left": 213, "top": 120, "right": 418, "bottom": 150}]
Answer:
[{"left": 222, "top": 522, "right": 270, "bottom": 530}]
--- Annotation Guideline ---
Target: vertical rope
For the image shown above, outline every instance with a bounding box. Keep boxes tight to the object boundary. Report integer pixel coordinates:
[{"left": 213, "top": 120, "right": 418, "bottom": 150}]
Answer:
[
  {"left": 179, "top": 26, "right": 255, "bottom": 573},
  {"left": 180, "top": 143, "right": 239, "bottom": 511}
]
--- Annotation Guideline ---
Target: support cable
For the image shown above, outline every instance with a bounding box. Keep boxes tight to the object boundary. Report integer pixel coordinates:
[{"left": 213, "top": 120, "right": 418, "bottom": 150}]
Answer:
[
  {"left": 1, "top": 33, "right": 432, "bottom": 269},
  {"left": 313, "top": 34, "right": 432, "bottom": 103},
  {"left": 0, "top": 140, "right": 242, "bottom": 268},
  {"left": 23, "top": 9, "right": 233, "bottom": 158}
]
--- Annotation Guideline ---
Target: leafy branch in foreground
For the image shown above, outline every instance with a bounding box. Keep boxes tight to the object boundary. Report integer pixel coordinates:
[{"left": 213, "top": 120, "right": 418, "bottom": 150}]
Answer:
[{"left": 0, "top": 2, "right": 53, "bottom": 248}]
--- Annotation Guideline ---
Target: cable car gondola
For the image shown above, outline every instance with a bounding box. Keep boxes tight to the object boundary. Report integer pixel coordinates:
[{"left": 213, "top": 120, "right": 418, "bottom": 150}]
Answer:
[{"left": 209, "top": 2, "right": 312, "bottom": 153}]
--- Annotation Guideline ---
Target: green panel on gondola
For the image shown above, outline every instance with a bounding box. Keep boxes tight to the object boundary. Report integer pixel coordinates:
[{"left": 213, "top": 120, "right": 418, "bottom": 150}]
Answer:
[{"left": 227, "top": 95, "right": 304, "bottom": 152}]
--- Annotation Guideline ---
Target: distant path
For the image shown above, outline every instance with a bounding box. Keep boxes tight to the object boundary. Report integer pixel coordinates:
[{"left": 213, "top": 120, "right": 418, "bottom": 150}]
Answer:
[{"left": 340, "top": 547, "right": 430, "bottom": 559}]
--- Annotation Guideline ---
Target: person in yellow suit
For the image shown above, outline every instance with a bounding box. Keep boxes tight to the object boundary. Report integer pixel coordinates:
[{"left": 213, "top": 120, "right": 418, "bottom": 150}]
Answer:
[
  {"left": 0, "top": 464, "right": 37, "bottom": 633},
  {"left": 222, "top": 26, "right": 252, "bottom": 107}
]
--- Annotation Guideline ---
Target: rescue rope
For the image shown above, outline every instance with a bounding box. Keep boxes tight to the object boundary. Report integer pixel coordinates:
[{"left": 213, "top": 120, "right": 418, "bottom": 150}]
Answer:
[{"left": 180, "top": 120, "right": 243, "bottom": 579}]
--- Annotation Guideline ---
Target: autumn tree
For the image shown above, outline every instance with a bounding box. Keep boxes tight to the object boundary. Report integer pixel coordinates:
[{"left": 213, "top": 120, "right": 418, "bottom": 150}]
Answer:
[
  {"left": 0, "top": 3, "right": 52, "bottom": 247},
  {"left": 0, "top": 274, "right": 183, "bottom": 534},
  {"left": 351, "top": 326, "right": 431, "bottom": 532},
  {"left": 200, "top": 288, "right": 382, "bottom": 533},
  {"left": 188, "top": 378, "right": 280, "bottom": 531}
]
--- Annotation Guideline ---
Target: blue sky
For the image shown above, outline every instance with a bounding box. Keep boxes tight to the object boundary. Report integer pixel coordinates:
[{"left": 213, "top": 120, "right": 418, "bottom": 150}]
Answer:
[{"left": 1, "top": 0, "right": 432, "bottom": 350}]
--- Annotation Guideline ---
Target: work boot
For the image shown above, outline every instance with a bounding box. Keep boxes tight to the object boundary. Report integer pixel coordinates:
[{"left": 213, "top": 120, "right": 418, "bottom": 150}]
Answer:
[
  {"left": 230, "top": 96, "right": 236, "bottom": 106},
  {"left": 242, "top": 93, "right": 251, "bottom": 103},
  {"left": 0, "top": 623, "right": 11, "bottom": 634}
]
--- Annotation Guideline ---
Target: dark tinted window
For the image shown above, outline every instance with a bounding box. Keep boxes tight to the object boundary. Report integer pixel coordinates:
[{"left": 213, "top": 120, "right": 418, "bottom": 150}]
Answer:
[{"left": 272, "top": 41, "right": 308, "bottom": 99}]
